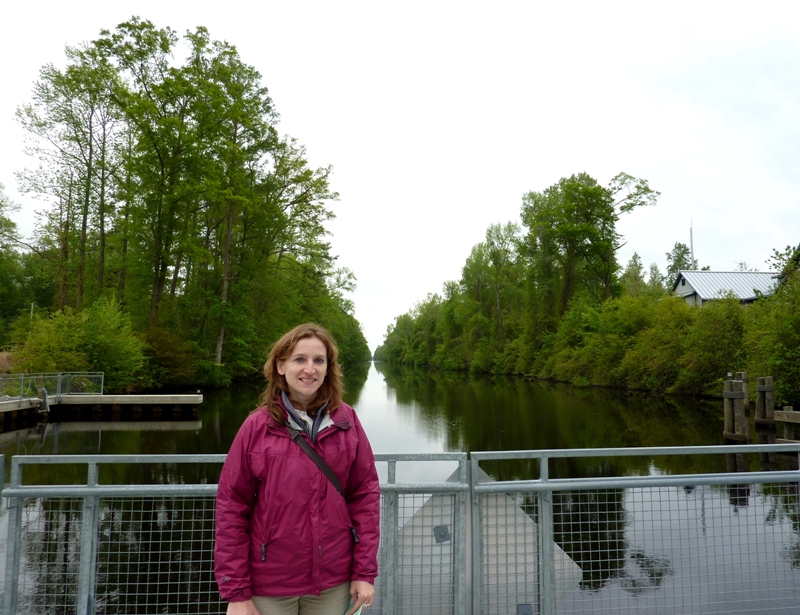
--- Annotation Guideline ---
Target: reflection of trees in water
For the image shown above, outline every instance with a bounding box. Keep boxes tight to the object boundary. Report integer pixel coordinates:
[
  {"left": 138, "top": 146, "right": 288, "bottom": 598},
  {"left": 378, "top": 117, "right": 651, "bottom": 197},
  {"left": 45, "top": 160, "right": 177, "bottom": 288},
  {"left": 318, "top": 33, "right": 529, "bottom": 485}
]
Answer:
[
  {"left": 17, "top": 496, "right": 222, "bottom": 614},
  {"left": 550, "top": 490, "right": 672, "bottom": 594},
  {"left": 21, "top": 498, "right": 82, "bottom": 615},
  {"left": 374, "top": 362, "right": 723, "bottom": 477},
  {"left": 553, "top": 490, "right": 627, "bottom": 590},
  {"left": 95, "top": 496, "right": 220, "bottom": 614},
  {"left": 618, "top": 550, "right": 672, "bottom": 594},
  {"left": 762, "top": 483, "right": 800, "bottom": 569},
  {"left": 343, "top": 361, "right": 370, "bottom": 407}
]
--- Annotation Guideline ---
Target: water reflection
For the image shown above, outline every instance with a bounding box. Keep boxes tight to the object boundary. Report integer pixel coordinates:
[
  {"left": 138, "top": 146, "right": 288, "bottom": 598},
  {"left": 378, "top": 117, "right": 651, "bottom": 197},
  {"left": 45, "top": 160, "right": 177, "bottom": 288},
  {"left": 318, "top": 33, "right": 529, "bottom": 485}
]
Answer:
[
  {"left": 4, "top": 362, "right": 800, "bottom": 612},
  {"left": 373, "top": 361, "right": 725, "bottom": 478}
]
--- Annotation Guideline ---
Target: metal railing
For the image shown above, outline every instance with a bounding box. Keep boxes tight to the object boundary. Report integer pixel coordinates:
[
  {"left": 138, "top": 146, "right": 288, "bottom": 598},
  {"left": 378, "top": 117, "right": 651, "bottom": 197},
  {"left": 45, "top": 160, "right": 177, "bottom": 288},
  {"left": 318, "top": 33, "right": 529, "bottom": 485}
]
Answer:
[
  {"left": 471, "top": 444, "right": 800, "bottom": 615},
  {"left": 2, "top": 445, "right": 800, "bottom": 614},
  {"left": 0, "top": 373, "right": 104, "bottom": 404}
]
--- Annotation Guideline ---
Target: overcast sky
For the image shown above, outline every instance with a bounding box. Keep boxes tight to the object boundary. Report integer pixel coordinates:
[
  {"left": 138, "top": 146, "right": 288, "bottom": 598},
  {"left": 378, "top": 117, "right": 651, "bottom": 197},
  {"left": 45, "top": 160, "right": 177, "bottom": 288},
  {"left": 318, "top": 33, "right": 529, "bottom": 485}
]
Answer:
[{"left": 2, "top": 2, "right": 800, "bottom": 351}]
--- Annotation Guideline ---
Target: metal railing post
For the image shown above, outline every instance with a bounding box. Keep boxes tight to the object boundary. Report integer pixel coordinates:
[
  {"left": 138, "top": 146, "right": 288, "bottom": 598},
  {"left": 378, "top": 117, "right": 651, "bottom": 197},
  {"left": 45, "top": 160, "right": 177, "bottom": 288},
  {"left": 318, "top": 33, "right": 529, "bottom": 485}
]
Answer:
[
  {"left": 3, "top": 458, "right": 23, "bottom": 615},
  {"left": 56, "top": 372, "right": 63, "bottom": 402},
  {"left": 383, "top": 460, "right": 398, "bottom": 615},
  {"left": 76, "top": 463, "right": 100, "bottom": 615},
  {"left": 537, "top": 455, "right": 555, "bottom": 615},
  {"left": 470, "top": 456, "right": 483, "bottom": 615},
  {"left": 453, "top": 456, "right": 468, "bottom": 615}
]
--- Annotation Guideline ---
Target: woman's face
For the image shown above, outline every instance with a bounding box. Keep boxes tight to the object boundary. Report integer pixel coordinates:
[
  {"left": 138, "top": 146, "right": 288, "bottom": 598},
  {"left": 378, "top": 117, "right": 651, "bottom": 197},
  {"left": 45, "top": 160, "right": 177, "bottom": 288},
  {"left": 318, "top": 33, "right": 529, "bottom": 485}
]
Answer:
[{"left": 277, "top": 336, "right": 328, "bottom": 410}]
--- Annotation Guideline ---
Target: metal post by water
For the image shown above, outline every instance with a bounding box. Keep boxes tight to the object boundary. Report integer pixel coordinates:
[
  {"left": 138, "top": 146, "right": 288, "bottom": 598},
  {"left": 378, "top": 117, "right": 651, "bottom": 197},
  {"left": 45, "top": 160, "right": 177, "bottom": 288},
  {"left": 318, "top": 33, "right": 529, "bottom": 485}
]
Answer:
[
  {"left": 76, "top": 463, "right": 100, "bottom": 615},
  {"left": 3, "top": 459, "right": 23, "bottom": 615},
  {"left": 453, "top": 459, "right": 468, "bottom": 615},
  {"left": 383, "top": 461, "right": 398, "bottom": 615},
  {"left": 470, "top": 456, "right": 484, "bottom": 615},
  {"left": 537, "top": 455, "right": 556, "bottom": 615}
]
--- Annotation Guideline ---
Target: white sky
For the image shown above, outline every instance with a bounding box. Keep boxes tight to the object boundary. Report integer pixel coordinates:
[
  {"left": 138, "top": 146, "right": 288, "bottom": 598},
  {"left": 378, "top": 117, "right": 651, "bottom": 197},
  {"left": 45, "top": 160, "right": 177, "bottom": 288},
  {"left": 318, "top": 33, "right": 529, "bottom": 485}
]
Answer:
[{"left": 2, "top": 2, "right": 800, "bottom": 351}]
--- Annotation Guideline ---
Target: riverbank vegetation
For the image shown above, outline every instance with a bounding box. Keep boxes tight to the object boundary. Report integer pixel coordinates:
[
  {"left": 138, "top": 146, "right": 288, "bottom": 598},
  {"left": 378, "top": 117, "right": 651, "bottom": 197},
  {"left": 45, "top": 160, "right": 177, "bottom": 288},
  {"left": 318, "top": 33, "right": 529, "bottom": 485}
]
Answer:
[
  {"left": 375, "top": 173, "right": 800, "bottom": 405},
  {"left": 0, "top": 18, "right": 370, "bottom": 391}
]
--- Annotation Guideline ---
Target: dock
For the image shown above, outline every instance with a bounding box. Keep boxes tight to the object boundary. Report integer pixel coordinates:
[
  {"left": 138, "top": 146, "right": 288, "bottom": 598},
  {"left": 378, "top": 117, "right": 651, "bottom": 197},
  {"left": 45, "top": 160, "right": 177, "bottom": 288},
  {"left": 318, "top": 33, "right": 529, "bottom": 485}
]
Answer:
[{"left": 1, "top": 372, "right": 203, "bottom": 433}]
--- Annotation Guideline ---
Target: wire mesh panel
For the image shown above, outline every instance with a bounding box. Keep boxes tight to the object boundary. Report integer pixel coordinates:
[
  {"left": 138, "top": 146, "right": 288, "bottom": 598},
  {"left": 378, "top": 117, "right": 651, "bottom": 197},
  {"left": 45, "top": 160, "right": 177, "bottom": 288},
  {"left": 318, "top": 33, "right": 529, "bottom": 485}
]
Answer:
[
  {"left": 479, "top": 492, "right": 583, "bottom": 615},
  {"left": 554, "top": 483, "right": 800, "bottom": 615},
  {"left": 94, "top": 496, "right": 222, "bottom": 614},
  {"left": 394, "top": 492, "right": 458, "bottom": 614},
  {"left": 14, "top": 497, "right": 83, "bottom": 615}
]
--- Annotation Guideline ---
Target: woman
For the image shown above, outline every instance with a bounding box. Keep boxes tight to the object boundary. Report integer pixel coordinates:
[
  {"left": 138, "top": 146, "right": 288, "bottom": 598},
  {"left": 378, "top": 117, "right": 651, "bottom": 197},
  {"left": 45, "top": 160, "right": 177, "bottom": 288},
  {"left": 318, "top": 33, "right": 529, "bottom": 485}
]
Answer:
[{"left": 215, "top": 323, "right": 380, "bottom": 615}]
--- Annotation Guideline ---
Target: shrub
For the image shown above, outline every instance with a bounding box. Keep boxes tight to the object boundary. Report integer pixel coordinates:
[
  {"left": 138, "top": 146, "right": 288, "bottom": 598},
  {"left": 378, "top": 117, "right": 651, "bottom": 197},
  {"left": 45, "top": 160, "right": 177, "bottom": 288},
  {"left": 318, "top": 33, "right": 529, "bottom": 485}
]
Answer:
[{"left": 12, "top": 296, "right": 148, "bottom": 393}]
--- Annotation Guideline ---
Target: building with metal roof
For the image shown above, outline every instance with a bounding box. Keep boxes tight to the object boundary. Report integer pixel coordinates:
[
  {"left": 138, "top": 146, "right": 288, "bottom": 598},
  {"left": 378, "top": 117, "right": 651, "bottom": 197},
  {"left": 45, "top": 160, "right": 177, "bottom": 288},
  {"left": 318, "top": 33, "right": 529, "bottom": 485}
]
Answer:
[{"left": 672, "top": 271, "right": 779, "bottom": 306}]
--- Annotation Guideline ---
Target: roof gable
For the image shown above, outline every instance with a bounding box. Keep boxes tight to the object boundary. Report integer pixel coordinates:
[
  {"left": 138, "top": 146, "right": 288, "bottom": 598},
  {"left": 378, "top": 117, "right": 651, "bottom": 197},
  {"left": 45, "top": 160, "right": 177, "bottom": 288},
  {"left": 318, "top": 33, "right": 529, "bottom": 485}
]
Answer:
[{"left": 672, "top": 271, "right": 779, "bottom": 301}]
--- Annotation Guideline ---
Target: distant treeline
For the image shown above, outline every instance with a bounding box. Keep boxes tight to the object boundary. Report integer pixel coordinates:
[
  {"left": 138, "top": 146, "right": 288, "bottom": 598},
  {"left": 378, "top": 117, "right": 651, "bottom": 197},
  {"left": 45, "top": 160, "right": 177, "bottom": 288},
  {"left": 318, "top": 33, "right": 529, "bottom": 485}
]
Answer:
[
  {"left": 0, "top": 18, "right": 370, "bottom": 391},
  {"left": 374, "top": 173, "right": 800, "bottom": 405}
]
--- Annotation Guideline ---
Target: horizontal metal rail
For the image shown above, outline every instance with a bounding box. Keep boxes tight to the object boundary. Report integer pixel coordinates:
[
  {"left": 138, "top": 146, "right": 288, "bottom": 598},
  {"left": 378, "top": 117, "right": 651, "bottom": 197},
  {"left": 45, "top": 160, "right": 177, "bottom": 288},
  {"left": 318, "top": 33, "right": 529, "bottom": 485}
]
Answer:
[
  {"left": 4, "top": 447, "right": 800, "bottom": 615},
  {"left": 0, "top": 371, "right": 104, "bottom": 403},
  {"left": 470, "top": 442, "right": 800, "bottom": 460}
]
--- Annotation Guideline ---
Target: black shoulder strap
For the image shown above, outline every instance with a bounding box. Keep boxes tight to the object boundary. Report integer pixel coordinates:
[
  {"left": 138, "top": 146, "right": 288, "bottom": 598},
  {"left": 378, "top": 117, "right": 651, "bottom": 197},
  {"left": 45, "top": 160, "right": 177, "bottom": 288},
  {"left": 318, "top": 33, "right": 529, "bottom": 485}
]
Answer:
[{"left": 286, "top": 426, "right": 345, "bottom": 497}]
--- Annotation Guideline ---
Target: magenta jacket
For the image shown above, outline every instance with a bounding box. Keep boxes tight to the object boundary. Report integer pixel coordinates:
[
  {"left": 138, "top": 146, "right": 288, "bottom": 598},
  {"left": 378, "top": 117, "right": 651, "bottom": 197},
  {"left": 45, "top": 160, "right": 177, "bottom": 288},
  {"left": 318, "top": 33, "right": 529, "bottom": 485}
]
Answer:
[{"left": 214, "top": 402, "right": 380, "bottom": 602}]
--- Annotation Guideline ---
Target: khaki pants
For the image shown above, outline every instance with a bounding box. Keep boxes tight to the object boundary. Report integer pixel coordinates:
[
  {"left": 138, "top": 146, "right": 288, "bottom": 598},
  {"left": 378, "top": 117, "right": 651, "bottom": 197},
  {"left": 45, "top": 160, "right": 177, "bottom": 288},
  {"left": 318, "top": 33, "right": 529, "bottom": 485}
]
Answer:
[{"left": 252, "top": 582, "right": 350, "bottom": 615}]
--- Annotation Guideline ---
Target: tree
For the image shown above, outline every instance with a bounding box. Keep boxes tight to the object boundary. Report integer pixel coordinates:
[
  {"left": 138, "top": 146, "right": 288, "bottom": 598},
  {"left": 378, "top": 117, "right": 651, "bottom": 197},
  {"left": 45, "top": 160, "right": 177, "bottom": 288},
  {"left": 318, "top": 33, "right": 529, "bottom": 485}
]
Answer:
[
  {"left": 646, "top": 263, "right": 666, "bottom": 296},
  {"left": 0, "top": 185, "right": 27, "bottom": 338},
  {"left": 521, "top": 172, "right": 658, "bottom": 323},
  {"left": 11, "top": 18, "right": 369, "bottom": 385},
  {"left": 484, "top": 222, "right": 520, "bottom": 342},
  {"left": 16, "top": 45, "right": 123, "bottom": 310},
  {"left": 664, "top": 242, "right": 697, "bottom": 287},
  {"left": 621, "top": 253, "right": 646, "bottom": 297}
]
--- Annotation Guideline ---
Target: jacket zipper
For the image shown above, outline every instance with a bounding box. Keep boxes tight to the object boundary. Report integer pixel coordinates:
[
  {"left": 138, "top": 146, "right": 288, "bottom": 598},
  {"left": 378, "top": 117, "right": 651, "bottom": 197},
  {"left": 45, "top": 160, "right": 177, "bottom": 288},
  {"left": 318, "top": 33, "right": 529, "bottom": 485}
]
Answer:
[{"left": 261, "top": 544, "right": 266, "bottom": 561}]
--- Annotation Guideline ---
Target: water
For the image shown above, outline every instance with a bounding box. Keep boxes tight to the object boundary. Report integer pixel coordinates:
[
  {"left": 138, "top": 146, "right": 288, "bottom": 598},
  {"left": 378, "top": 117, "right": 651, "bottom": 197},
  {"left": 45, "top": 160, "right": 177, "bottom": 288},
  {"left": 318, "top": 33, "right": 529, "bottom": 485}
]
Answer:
[
  {"left": 1, "top": 361, "right": 727, "bottom": 484},
  {"left": 2, "top": 362, "right": 798, "bottom": 614}
]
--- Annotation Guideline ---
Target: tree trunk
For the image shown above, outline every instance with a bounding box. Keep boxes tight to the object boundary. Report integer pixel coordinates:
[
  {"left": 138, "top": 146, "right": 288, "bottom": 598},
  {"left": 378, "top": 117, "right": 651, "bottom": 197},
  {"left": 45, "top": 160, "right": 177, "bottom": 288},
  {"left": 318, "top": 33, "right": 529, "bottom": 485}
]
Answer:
[
  {"left": 494, "top": 282, "right": 505, "bottom": 342},
  {"left": 77, "top": 114, "right": 93, "bottom": 310},
  {"left": 214, "top": 204, "right": 234, "bottom": 365},
  {"left": 147, "top": 195, "right": 165, "bottom": 327},
  {"left": 58, "top": 177, "right": 73, "bottom": 311},
  {"left": 97, "top": 128, "right": 107, "bottom": 290}
]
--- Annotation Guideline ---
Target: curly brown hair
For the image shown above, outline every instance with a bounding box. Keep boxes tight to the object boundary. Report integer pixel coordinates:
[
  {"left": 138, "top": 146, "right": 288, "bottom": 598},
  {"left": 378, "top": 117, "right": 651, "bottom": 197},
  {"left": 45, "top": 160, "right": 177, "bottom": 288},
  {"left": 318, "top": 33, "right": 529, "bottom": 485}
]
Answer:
[{"left": 258, "top": 323, "right": 344, "bottom": 424}]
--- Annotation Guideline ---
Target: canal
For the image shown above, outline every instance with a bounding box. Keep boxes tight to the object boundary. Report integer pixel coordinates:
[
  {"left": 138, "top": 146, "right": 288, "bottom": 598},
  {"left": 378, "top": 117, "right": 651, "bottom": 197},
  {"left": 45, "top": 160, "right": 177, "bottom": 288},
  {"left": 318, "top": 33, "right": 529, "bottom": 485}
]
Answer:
[
  {"left": 1, "top": 360, "right": 725, "bottom": 484},
  {"left": 2, "top": 362, "right": 799, "bottom": 615}
]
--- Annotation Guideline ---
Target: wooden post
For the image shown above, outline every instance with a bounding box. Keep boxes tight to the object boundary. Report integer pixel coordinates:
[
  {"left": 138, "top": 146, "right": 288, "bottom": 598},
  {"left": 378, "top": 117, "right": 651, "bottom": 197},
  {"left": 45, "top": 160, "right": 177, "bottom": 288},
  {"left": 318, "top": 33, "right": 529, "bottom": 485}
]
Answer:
[
  {"left": 765, "top": 376, "right": 775, "bottom": 421},
  {"left": 783, "top": 407, "right": 796, "bottom": 442},
  {"left": 755, "top": 376, "right": 766, "bottom": 421},
  {"left": 733, "top": 380, "right": 747, "bottom": 438},
  {"left": 723, "top": 379, "right": 734, "bottom": 437},
  {"left": 731, "top": 380, "right": 749, "bottom": 470},
  {"left": 736, "top": 371, "right": 749, "bottom": 416}
]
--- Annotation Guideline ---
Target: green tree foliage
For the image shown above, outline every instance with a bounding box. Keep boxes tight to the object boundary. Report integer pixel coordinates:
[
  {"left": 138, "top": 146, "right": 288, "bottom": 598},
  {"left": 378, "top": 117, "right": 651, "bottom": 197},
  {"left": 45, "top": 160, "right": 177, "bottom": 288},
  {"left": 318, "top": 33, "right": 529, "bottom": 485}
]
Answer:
[
  {"left": 664, "top": 242, "right": 697, "bottom": 287},
  {"left": 377, "top": 172, "right": 660, "bottom": 376},
  {"left": 0, "top": 184, "right": 26, "bottom": 342},
  {"left": 745, "top": 271, "right": 800, "bottom": 405},
  {"left": 12, "top": 296, "right": 146, "bottom": 392},
  {"left": 8, "top": 18, "right": 369, "bottom": 387},
  {"left": 376, "top": 168, "right": 800, "bottom": 403}
]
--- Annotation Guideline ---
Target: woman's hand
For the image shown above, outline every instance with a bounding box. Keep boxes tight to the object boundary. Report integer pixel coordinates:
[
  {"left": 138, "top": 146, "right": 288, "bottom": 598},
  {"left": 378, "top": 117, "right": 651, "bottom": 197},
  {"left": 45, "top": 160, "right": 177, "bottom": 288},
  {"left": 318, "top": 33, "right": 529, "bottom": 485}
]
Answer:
[
  {"left": 348, "top": 580, "right": 375, "bottom": 614},
  {"left": 226, "top": 599, "right": 260, "bottom": 615}
]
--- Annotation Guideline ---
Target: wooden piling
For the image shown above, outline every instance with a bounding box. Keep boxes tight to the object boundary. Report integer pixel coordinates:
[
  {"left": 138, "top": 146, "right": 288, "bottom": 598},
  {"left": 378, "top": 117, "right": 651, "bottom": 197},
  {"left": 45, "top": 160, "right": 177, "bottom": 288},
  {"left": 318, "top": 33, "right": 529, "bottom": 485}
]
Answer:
[
  {"left": 733, "top": 380, "right": 747, "bottom": 438},
  {"left": 765, "top": 377, "right": 775, "bottom": 420},
  {"left": 776, "top": 406, "right": 797, "bottom": 444},
  {"left": 723, "top": 380, "right": 735, "bottom": 437},
  {"left": 755, "top": 377, "right": 766, "bottom": 422},
  {"left": 735, "top": 371, "right": 750, "bottom": 416},
  {"left": 723, "top": 379, "right": 748, "bottom": 442}
]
